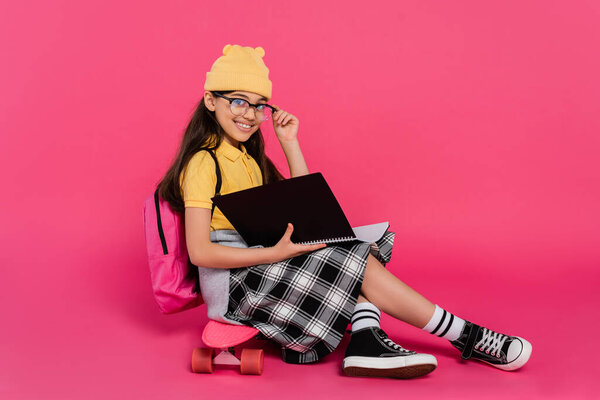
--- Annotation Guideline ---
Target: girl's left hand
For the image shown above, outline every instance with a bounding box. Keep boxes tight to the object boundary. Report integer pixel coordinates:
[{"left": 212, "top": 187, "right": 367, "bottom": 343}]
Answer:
[{"left": 272, "top": 105, "right": 299, "bottom": 143}]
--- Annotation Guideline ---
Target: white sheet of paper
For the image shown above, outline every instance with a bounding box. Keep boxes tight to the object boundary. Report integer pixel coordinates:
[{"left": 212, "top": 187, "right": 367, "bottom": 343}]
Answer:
[{"left": 352, "top": 221, "right": 390, "bottom": 243}]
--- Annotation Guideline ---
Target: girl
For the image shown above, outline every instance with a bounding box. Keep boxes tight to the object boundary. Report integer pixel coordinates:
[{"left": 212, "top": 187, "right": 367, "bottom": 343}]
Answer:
[{"left": 157, "top": 44, "right": 532, "bottom": 378}]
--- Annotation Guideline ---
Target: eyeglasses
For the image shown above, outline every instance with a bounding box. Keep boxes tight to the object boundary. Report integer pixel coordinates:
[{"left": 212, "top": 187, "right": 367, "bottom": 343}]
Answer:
[{"left": 212, "top": 92, "right": 276, "bottom": 121}]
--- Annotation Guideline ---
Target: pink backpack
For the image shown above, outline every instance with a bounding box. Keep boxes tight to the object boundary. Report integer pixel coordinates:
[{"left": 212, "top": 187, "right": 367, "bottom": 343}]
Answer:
[{"left": 143, "top": 149, "right": 222, "bottom": 314}]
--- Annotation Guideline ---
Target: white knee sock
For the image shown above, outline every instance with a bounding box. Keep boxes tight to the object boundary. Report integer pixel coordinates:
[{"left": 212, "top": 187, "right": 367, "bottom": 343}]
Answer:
[
  {"left": 351, "top": 302, "right": 381, "bottom": 332},
  {"left": 422, "top": 304, "right": 465, "bottom": 341}
]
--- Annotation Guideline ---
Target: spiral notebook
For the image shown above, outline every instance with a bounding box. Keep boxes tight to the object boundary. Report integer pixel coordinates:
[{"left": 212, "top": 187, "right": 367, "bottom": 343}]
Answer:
[{"left": 211, "top": 172, "right": 389, "bottom": 248}]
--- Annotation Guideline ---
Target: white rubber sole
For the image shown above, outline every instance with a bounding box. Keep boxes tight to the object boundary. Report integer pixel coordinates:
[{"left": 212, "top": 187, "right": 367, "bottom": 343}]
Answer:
[{"left": 342, "top": 354, "right": 438, "bottom": 379}]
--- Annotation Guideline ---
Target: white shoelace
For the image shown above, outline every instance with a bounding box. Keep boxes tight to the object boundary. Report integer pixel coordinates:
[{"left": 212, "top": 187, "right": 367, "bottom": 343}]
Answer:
[
  {"left": 383, "top": 337, "right": 411, "bottom": 353},
  {"left": 474, "top": 328, "right": 508, "bottom": 358}
]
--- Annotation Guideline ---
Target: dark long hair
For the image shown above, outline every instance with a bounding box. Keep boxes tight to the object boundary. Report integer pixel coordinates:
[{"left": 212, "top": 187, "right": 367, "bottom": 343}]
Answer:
[{"left": 157, "top": 91, "right": 284, "bottom": 213}]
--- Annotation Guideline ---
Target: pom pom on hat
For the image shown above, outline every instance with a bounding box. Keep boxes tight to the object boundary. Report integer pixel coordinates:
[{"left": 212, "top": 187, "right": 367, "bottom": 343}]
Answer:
[
  {"left": 222, "top": 44, "right": 233, "bottom": 54},
  {"left": 254, "top": 46, "right": 265, "bottom": 57},
  {"left": 205, "top": 44, "right": 272, "bottom": 100}
]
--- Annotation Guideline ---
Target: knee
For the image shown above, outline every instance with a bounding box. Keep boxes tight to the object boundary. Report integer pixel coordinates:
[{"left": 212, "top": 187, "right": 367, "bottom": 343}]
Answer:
[{"left": 366, "top": 253, "right": 383, "bottom": 269}]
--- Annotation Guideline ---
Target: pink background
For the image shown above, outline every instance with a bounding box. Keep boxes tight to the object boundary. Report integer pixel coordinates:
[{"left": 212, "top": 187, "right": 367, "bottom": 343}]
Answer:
[{"left": 1, "top": 1, "right": 599, "bottom": 399}]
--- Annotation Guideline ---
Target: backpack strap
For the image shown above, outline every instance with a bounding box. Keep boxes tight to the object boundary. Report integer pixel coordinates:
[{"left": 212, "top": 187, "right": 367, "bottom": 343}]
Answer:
[
  {"left": 153, "top": 189, "right": 168, "bottom": 255},
  {"left": 152, "top": 146, "right": 221, "bottom": 256},
  {"left": 184, "top": 148, "right": 222, "bottom": 273},
  {"left": 202, "top": 148, "right": 222, "bottom": 218}
]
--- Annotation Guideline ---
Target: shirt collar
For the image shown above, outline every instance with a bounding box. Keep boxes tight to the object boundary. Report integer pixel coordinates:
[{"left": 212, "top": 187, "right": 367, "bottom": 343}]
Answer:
[{"left": 217, "top": 138, "right": 250, "bottom": 162}]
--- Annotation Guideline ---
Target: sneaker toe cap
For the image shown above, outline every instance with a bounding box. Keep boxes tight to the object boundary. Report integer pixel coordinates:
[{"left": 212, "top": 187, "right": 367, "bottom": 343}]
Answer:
[{"left": 506, "top": 337, "right": 532, "bottom": 370}]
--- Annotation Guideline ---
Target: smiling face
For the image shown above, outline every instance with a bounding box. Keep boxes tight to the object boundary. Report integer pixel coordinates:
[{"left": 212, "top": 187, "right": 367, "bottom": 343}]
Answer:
[{"left": 203, "top": 90, "right": 268, "bottom": 148}]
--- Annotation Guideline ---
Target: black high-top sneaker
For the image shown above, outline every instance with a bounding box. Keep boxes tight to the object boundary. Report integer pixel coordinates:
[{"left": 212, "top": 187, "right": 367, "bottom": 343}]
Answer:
[
  {"left": 450, "top": 321, "right": 532, "bottom": 371},
  {"left": 342, "top": 327, "right": 437, "bottom": 379}
]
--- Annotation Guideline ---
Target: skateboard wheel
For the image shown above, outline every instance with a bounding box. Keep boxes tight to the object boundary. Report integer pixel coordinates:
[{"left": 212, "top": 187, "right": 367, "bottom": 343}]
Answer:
[
  {"left": 192, "top": 347, "right": 214, "bottom": 373},
  {"left": 240, "top": 349, "right": 263, "bottom": 375}
]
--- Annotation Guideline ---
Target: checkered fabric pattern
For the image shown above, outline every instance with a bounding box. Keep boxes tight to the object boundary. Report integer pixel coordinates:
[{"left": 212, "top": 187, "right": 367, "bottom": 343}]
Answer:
[{"left": 224, "top": 230, "right": 395, "bottom": 364}]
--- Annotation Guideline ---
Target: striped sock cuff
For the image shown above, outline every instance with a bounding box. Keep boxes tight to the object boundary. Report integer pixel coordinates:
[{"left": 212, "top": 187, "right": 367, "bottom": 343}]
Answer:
[
  {"left": 422, "top": 304, "right": 465, "bottom": 341},
  {"left": 351, "top": 302, "right": 381, "bottom": 332}
]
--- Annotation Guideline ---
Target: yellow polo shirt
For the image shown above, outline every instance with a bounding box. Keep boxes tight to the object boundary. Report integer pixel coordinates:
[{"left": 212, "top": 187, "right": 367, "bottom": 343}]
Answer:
[{"left": 179, "top": 139, "right": 263, "bottom": 231}]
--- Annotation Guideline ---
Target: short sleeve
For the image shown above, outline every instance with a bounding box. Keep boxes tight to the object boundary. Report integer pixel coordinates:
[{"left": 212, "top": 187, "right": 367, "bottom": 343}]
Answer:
[{"left": 179, "top": 151, "right": 217, "bottom": 209}]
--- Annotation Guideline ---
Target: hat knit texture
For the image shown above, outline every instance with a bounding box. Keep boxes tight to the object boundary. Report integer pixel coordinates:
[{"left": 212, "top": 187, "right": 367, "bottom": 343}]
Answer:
[{"left": 204, "top": 44, "right": 272, "bottom": 100}]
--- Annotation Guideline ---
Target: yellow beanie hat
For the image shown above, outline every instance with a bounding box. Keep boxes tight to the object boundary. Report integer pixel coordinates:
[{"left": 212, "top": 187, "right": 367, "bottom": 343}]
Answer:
[{"left": 204, "top": 44, "right": 272, "bottom": 100}]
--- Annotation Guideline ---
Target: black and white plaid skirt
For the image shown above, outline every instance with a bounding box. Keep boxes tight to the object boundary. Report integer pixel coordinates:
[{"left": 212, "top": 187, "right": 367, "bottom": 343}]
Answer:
[{"left": 224, "top": 230, "right": 395, "bottom": 364}]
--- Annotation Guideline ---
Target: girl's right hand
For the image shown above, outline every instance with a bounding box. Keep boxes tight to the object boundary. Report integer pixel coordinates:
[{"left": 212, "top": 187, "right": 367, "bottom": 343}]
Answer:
[{"left": 272, "top": 223, "right": 326, "bottom": 261}]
